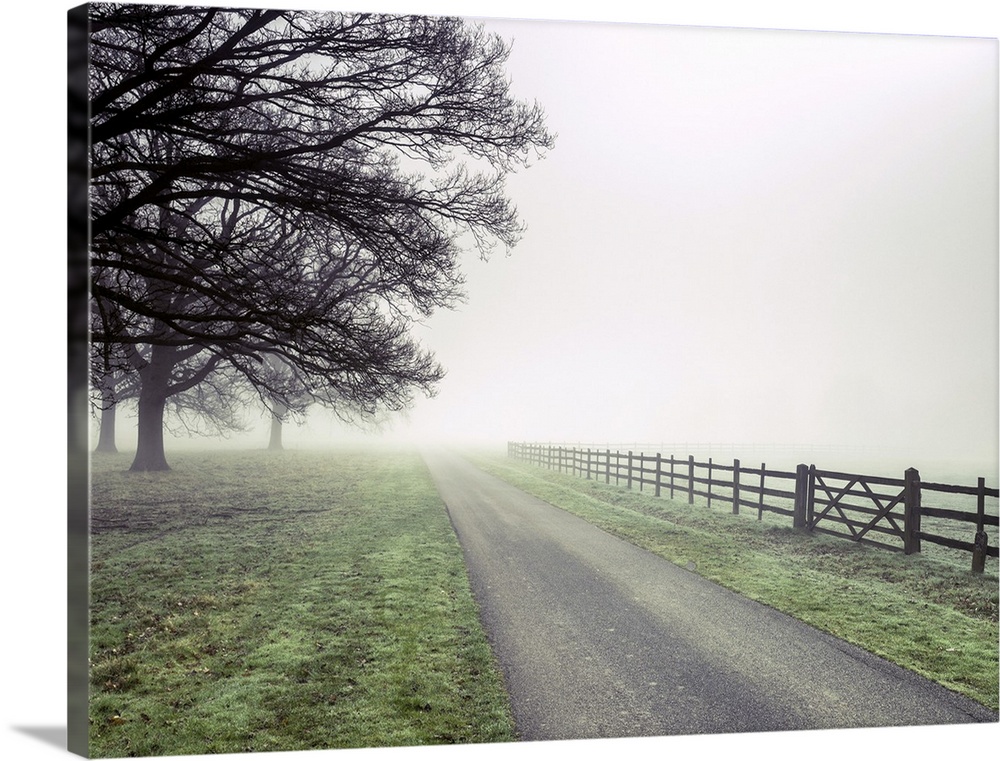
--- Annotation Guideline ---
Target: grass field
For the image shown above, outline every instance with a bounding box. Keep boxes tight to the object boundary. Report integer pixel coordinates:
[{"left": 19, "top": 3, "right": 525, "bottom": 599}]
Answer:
[
  {"left": 88, "top": 449, "right": 515, "bottom": 757},
  {"left": 87, "top": 446, "right": 997, "bottom": 759},
  {"left": 471, "top": 453, "right": 999, "bottom": 712}
]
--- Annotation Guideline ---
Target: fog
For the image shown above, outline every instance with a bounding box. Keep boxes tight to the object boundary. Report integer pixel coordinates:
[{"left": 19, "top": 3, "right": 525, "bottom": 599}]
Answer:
[
  {"left": 95, "top": 4, "right": 999, "bottom": 482},
  {"left": 395, "top": 17, "right": 999, "bottom": 477}
]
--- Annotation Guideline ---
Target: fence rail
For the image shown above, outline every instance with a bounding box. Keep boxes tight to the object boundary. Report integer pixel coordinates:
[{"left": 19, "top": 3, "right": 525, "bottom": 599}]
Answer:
[{"left": 507, "top": 442, "right": 998, "bottom": 573}]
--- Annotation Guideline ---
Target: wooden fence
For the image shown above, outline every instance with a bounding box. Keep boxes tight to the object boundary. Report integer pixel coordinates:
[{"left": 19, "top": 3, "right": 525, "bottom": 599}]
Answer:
[{"left": 507, "top": 442, "right": 999, "bottom": 573}]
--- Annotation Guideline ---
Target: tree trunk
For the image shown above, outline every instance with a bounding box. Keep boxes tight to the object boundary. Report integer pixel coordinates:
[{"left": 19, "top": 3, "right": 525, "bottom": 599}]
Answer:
[
  {"left": 93, "top": 371, "right": 119, "bottom": 453},
  {"left": 130, "top": 346, "right": 174, "bottom": 471},
  {"left": 268, "top": 402, "right": 287, "bottom": 451},
  {"left": 94, "top": 401, "right": 118, "bottom": 454}
]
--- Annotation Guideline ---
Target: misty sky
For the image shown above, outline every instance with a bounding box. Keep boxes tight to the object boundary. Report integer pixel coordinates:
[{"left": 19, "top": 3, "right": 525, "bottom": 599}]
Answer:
[
  {"left": 382, "top": 17, "right": 998, "bottom": 465},
  {"left": 95, "top": 3, "right": 998, "bottom": 470}
]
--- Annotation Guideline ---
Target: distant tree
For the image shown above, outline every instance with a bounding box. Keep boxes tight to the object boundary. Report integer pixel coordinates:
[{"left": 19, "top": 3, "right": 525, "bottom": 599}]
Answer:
[
  {"left": 267, "top": 404, "right": 287, "bottom": 451},
  {"left": 89, "top": 295, "right": 139, "bottom": 454},
  {"left": 88, "top": 5, "right": 553, "bottom": 470},
  {"left": 90, "top": 347, "right": 253, "bottom": 455},
  {"left": 95, "top": 403, "right": 119, "bottom": 454},
  {"left": 92, "top": 369, "right": 128, "bottom": 454},
  {"left": 259, "top": 354, "right": 301, "bottom": 451}
]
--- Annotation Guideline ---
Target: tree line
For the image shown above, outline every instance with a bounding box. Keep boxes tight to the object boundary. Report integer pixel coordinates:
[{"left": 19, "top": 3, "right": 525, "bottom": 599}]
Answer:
[{"left": 86, "top": 4, "right": 553, "bottom": 470}]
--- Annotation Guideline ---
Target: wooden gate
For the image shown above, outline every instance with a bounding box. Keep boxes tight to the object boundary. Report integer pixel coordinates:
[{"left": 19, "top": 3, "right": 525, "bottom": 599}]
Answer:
[{"left": 805, "top": 466, "right": 919, "bottom": 553}]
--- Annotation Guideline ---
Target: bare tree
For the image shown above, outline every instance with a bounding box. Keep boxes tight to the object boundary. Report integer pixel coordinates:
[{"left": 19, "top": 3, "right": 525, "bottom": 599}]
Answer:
[
  {"left": 87, "top": 5, "right": 553, "bottom": 470},
  {"left": 89, "top": 296, "right": 140, "bottom": 454},
  {"left": 89, "top": 195, "right": 263, "bottom": 460},
  {"left": 92, "top": 369, "right": 127, "bottom": 454},
  {"left": 91, "top": 362, "right": 251, "bottom": 454},
  {"left": 259, "top": 354, "right": 302, "bottom": 451}
]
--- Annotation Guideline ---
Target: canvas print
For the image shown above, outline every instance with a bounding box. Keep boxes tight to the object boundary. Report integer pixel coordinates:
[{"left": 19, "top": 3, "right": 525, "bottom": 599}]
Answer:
[{"left": 68, "top": 2, "right": 999, "bottom": 758}]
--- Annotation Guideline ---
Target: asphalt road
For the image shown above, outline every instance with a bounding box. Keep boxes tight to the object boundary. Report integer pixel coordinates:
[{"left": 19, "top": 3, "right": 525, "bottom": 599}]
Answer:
[{"left": 422, "top": 451, "right": 996, "bottom": 741}]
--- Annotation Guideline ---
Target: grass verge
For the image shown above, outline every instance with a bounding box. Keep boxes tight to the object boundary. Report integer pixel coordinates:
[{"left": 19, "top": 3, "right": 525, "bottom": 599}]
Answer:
[
  {"left": 88, "top": 449, "right": 515, "bottom": 757},
  {"left": 470, "top": 453, "right": 999, "bottom": 712}
]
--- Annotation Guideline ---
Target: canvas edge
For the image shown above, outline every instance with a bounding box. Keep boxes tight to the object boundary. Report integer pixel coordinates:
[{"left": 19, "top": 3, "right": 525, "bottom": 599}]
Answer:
[{"left": 68, "top": 3, "right": 92, "bottom": 758}]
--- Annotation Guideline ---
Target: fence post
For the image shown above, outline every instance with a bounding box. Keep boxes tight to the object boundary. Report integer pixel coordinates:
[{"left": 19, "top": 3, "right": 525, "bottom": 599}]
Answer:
[
  {"left": 807, "top": 464, "right": 816, "bottom": 526},
  {"left": 688, "top": 455, "right": 695, "bottom": 505},
  {"left": 707, "top": 457, "right": 713, "bottom": 509},
  {"left": 655, "top": 453, "right": 662, "bottom": 497},
  {"left": 732, "top": 458, "right": 740, "bottom": 515},
  {"left": 793, "top": 464, "right": 809, "bottom": 529},
  {"left": 903, "top": 467, "right": 922, "bottom": 555},
  {"left": 757, "top": 462, "right": 766, "bottom": 520},
  {"left": 669, "top": 455, "right": 675, "bottom": 499},
  {"left": 627, "top": 451, "right": 633, "bottom": 490},
  {"left": 972, "top": 477, "right": 988, "bottom": 573},
  {"left": 586, "top": 448, "right": 592, "bottom": 480},
  {"left": 606, "top": 449, "right": 611, "bottom": 484}
]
